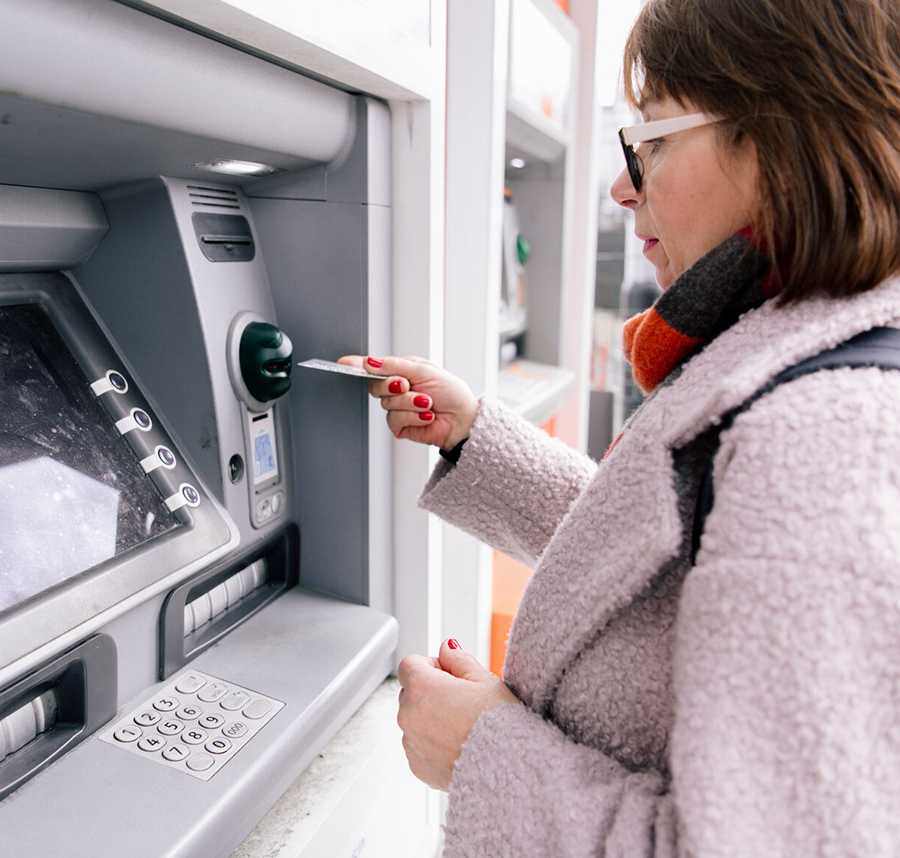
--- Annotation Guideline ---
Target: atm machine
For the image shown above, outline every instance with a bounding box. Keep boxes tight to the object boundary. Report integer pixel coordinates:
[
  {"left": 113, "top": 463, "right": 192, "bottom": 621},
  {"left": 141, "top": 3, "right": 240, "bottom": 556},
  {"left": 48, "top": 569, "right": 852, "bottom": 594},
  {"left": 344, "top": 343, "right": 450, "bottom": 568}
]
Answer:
[{"left": 0, "top": 1, "right": 398, "bottom": 855}]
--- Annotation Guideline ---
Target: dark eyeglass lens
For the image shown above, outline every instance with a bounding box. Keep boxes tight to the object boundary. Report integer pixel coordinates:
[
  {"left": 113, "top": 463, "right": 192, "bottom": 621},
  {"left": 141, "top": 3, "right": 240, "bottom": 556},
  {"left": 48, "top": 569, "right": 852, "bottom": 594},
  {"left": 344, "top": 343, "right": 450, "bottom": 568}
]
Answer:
[{"left": 627, "top": 148, "right": 643, "bottom": 191}]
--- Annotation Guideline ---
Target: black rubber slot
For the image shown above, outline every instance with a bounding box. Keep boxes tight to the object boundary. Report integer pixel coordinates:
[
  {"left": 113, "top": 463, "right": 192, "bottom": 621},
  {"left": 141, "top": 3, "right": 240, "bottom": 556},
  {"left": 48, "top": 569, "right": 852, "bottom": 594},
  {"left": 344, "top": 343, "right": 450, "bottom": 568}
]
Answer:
[
  {"left": 158, "top": 524, "right": 299, "bottom": 679},
  {"left": 0, "top": 634, "right": 117, "bottom": 800}
]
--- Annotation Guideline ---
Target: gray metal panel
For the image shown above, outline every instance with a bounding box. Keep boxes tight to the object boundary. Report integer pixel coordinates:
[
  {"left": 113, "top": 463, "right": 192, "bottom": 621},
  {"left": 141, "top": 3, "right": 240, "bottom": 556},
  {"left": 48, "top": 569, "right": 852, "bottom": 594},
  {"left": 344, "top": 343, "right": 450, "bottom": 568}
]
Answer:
[
  {"left": 0, "top": 0, "right": 354, "bottom": 166},
  {"left": 508, "top": 171, "right": 566, "bottom": 364},
  {"left": 0, "top": 185, "right": 108, "bottom": 271},
  {"left": 0, "top": 94, "right": 321, "bottom": 193},
  {"left": 0, "top": 589, "right": 399, "bottom": 858},
  {"left": 75, "top": 180, "right": 224, "bottom": 499},
  {"left": 246, "top": 98, "right": 391, "bottom": 207},
  {"left": 249, "top": 198, "right": 371, "bottom": 603}
]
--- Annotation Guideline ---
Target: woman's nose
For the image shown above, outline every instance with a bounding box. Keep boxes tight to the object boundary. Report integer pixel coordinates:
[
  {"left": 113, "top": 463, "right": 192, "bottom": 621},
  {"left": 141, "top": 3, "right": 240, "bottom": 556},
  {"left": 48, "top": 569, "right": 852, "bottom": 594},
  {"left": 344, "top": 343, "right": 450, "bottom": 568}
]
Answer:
[{"left": 610, "top": 166, "right": 640, "bottom": 210}]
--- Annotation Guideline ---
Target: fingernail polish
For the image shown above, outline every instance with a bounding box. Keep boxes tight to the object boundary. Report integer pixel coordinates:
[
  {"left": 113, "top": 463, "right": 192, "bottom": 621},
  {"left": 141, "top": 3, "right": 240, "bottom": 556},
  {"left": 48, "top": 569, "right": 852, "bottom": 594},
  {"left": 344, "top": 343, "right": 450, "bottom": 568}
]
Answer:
[
  {"left": 389, "top": 380, "right": 403, "bottom": 394},
  {"left": 447, "top": 638, "right": 461, "bottom": 650},
  {"left": 414, "top": 395, "right": 430, "bottom": 409},
  {"left": 367, "top": 356, "right": 384, "bottom": 368},
  {"left": 419, "top": 411, "right": 434, "bottom": 422}
]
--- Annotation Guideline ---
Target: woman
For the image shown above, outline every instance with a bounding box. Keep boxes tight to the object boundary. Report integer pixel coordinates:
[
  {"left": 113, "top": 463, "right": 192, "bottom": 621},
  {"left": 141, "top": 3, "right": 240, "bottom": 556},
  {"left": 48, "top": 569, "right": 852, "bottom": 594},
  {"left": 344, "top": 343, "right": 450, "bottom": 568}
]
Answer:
[{"left": 343, "top": 0, "right": 900, "bottom": 854}]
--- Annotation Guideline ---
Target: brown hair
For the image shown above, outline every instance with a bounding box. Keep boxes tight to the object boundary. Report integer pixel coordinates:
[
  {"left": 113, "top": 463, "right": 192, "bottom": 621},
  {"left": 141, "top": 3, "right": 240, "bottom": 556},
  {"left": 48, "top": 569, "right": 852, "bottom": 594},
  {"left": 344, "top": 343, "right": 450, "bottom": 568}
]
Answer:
[{"left": 623, "top": 0, "right": 900, "bottom": 301}]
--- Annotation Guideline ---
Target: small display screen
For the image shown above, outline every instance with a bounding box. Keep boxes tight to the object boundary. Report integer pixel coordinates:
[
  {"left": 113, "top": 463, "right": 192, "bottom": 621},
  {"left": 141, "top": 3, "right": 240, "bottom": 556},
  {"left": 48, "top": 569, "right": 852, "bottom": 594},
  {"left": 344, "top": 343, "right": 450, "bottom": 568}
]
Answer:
[
  {"left": 254, "top": 431, "right": 277, "bottom": 482},
  {"left": 0, "top": 304, "right": 181, "bottom": 614}
]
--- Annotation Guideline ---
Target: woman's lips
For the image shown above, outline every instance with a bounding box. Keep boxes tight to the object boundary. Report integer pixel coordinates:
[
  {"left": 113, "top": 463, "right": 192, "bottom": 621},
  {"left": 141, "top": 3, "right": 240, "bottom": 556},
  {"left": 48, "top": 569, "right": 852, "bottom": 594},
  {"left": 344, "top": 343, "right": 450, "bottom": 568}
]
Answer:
[{"left": 642, "top": 238, "right": 659, "bottom": 256}]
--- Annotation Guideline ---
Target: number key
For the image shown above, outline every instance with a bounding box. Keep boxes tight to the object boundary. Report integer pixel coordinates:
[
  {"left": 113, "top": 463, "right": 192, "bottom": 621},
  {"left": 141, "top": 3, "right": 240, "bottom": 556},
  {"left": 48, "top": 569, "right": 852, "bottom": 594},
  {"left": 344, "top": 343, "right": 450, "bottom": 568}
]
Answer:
[
  {"left": 134, "top": 710, "right": 161, "bottom": 728},
  {"left": 199, "top": 712, "right": 225, "bottom": 731},
  {"left": 182, "top": 728, "right": 208, "bottom": 746},
  {"left": 158, "top": 719, "right": 185, "bottom": 737},
  {"left": 205, "top": 737, "right": 232, "bottom": 755},
  {"left": 176, "top": 705, "right": 202, "bottom": 721},
  {"left": 153, "top": 697, "right": 179, "bottom": 712}
]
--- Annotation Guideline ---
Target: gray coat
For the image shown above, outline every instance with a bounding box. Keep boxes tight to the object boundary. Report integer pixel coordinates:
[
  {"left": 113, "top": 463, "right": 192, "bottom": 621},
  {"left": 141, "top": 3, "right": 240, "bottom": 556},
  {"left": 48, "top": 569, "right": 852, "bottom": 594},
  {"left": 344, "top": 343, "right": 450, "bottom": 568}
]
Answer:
[{"left": 420, "top": 276, "right": 900, "bottom": 857}]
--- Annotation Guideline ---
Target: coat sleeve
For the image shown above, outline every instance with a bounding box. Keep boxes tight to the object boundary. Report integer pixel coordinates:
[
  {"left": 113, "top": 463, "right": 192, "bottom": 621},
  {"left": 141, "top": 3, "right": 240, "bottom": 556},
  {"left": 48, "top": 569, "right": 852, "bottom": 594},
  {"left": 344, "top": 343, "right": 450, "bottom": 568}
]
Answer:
[
  {"left": 442, "top": 370, "right": 900, "bottom": 858},
  {"left": 418, "top": 398, "right": 597, "bottom": 566}
]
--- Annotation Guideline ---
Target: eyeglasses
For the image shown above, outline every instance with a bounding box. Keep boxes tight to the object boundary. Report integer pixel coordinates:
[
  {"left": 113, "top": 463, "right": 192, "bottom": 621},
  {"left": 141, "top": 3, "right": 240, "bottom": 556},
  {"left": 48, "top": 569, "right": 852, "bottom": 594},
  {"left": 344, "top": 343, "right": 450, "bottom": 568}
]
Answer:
[{"left": 618, "top": 112, "right": 719, "bottom": 192}]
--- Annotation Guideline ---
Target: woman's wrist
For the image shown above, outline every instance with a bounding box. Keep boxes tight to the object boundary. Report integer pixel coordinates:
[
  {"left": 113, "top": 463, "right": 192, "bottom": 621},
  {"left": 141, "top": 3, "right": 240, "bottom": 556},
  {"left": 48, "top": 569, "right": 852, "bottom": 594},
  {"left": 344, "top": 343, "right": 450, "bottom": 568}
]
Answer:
[
  {"left": 442, "top": 398, "right": 478, "bottom": 450},
  {"left": 439, "top": 436, "right": 468, "bottom": 464}
]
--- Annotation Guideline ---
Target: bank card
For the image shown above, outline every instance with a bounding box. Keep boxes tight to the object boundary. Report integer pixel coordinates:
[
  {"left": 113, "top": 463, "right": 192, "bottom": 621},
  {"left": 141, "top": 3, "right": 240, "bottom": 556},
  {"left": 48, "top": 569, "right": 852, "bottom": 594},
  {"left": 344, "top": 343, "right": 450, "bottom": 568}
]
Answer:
[{"left": 297, "top": 359, "right": 390, "bottom": 380}]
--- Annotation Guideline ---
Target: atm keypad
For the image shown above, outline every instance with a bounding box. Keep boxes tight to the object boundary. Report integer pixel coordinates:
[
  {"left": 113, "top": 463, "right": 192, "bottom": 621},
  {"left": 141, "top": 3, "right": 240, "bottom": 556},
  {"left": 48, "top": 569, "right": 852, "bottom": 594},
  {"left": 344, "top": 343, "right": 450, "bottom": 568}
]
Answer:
[{"left": 99, "top": 670, "right": 284, "bottom": 781}]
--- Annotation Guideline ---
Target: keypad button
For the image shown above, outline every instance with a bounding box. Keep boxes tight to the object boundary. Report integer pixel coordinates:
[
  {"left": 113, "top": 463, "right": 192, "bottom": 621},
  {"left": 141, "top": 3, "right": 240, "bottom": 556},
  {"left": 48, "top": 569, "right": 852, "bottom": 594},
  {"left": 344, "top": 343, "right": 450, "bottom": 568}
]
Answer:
[
  {"left": 182, "top": 728, "right": 208, "bottom": 746},
  {"left": 198, "top": 712, "right": 225, "bottom": 731},
  {"left": 176, "top": 705, "right": 202, "bottom": 722},
  {"left": 222, "top": 721, "right": 248, "bottom": 740},
  {"left": 220, "top": 691, "right": 250, "bottom": 712},
  {"left": 162, "top": 745, "right": 190, "bottom": 763},
  {"left": 134, "top": 711, "right": 161, "bottom": 728},
  {"left": 186, "top": 752, "right": 215, "bottom": 772},
  {"left": 205, "top": 737, "right": 232, "bottom": 755},
  {"left": 114, "top": 725, "right": 143, "bottom": 743},
  {"left": 158, "top": 719, "right": 184, "bottom": 737},
  {"left": 153, "top": 697, "right": 179, "bottom": 712},
  {"left": 175, "top": 674, "right": 207, "bottom": 695},
  {"left": 242, "top": 699, "right": 273, "bottom": 720},
  {"left": 197, "top": 682, "right": 228, "bottom": 703},
  {"left": 138, "top": 736, "right": 166, "bottom": 753}
]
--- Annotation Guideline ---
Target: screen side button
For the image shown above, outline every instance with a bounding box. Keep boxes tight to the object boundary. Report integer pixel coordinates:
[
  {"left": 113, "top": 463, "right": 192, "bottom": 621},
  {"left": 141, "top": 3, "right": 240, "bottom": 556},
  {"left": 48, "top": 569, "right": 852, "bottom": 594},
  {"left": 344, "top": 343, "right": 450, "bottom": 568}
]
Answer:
[
  {"left": 90, "top": 370, "right": 129, "bottom": 397},
  {"left": 141, "top": 445, "right": 177, "bottom": 474},
  {"left": 115, "top": 408, "right": 153, "bottom": 435},
  {"left": 165, "top": 483, "right": 201, "bottom": 512}
]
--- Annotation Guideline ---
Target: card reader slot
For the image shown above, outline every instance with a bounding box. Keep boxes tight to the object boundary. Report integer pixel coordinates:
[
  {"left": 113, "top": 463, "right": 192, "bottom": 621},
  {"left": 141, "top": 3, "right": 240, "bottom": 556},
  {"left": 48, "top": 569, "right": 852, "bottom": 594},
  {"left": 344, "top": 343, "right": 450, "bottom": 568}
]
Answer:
[
  {"left": 159, "top": 525, "right": 299, "bottom": 679},
  {"left": 0, "top": 635, "right": 116, "bottom": 799},
  {"left": 199, "top": 234, "right": 253, "bottom": 245}
]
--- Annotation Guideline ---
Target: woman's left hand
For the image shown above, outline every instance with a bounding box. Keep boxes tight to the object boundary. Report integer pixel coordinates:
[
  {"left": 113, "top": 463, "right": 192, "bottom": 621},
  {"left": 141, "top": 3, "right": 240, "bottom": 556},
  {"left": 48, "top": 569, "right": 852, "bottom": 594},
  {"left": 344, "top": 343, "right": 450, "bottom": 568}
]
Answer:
[{"left": 397, "top": 639, "right": 520, "bottom": 791}]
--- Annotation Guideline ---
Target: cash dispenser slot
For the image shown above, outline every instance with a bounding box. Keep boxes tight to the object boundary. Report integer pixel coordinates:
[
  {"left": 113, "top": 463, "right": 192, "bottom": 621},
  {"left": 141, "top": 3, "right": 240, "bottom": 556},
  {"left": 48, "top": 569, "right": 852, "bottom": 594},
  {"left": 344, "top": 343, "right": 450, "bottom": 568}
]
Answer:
[
  {"left": 159, "top": 525, "right": 299, "bottom": 678},
  {"left": 0, "top": 635, "right": 116, "bottom": 799}
]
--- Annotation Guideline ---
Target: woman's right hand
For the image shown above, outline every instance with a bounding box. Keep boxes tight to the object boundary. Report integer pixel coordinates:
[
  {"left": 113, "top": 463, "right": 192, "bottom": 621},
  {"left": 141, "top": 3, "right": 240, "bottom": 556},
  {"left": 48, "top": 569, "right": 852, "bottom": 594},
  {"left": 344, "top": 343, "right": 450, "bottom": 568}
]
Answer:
[{"left": 337, "top": 354, "right": 478, "bottom": 450}]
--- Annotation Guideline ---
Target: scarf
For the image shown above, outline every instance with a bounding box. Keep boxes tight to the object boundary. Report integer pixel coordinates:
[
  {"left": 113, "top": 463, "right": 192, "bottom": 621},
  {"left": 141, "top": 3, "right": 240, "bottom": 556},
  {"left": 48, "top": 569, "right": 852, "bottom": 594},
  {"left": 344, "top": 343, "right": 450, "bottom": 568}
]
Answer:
[{"left": 623, "top": 228, "right": 778, "bottom": 394}]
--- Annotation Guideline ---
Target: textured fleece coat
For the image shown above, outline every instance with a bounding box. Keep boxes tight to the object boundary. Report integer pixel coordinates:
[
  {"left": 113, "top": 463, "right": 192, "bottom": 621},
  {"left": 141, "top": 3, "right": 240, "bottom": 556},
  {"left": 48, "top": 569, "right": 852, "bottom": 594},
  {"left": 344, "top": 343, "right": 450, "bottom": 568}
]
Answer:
[{"left": 419, "top": 276, "right": 900, "bottom": 858}]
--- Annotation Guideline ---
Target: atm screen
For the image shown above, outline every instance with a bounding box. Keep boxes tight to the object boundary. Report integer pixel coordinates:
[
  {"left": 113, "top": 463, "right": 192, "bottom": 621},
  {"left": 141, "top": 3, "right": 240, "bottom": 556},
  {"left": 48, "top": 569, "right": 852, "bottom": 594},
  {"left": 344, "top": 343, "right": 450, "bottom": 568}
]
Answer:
[{"left": 0, "top": 304, "right": 181, "bottom": 613}]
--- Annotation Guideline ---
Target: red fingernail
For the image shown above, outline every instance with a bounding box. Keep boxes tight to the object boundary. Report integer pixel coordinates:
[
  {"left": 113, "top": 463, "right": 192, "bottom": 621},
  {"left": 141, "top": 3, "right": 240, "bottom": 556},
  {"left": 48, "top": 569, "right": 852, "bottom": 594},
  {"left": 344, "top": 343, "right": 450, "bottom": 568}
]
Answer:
[
  {"left": 447, "top": 638, "right": 461, "bottom": 650},
  {"left": 389, "top": 380, "right": 402, "bottom": 394},
  {"left": 367, "top": 356, "right": 384, "bottom": 368},
  {"left": 414, "top": 395, "right": 430, "bottom": 408},
  {"left": 419, "top": 411, "right": 434, "bottom": 422}
]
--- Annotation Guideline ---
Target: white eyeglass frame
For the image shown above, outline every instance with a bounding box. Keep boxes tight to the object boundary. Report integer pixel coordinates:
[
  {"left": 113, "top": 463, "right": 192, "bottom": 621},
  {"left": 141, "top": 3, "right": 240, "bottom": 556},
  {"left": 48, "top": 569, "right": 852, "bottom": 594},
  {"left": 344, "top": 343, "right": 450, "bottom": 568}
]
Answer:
[{"left": 619, "top": 111, "right": 718, "bottom": 145}]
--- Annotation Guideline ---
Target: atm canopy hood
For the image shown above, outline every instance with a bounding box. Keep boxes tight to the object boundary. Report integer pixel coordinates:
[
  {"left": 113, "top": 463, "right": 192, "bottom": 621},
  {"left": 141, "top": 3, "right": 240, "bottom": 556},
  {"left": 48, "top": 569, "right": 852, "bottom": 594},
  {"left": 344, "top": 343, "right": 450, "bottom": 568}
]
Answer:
[{"left": 0, "top": 0, "right": 357, "bottom": 191}]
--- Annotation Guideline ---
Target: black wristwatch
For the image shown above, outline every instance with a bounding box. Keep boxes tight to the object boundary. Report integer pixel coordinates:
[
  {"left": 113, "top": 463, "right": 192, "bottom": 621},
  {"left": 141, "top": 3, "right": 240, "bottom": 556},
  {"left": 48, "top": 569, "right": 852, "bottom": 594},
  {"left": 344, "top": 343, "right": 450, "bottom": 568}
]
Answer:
[{"left": 439, "top": 437, "right": 468, "bottom": 465}]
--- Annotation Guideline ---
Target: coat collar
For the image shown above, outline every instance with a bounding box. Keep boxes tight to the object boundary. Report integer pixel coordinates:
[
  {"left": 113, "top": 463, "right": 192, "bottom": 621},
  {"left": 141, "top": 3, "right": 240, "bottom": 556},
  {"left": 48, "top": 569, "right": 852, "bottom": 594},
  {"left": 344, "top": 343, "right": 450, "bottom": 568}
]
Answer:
[{"left": 505, "top": 276, "right": 900, "bottom": 711}]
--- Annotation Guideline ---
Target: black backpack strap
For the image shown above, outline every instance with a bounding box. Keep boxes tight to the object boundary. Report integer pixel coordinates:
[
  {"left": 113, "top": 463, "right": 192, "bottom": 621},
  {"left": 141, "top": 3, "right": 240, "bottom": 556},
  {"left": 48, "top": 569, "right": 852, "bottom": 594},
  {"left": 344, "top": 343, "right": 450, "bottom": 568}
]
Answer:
[{"left": 690, "top": 326, "right": 900, "bottom": 565}]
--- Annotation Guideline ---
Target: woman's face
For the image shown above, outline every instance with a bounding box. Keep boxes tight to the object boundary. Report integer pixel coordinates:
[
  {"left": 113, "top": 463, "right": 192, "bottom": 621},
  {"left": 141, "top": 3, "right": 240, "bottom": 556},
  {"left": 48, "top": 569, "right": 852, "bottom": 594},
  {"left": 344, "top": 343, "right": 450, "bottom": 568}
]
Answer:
[{"left": 610, "top": 97, "right": 760, "bottom": 290}]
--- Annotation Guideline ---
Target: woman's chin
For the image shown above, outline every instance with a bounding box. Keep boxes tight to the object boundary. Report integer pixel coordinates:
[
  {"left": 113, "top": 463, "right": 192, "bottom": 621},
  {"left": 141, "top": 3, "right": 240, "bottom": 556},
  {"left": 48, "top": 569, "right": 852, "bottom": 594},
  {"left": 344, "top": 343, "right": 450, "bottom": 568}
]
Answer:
[{"left": 654, "top": 267, "right": 675, "bottom": 291}]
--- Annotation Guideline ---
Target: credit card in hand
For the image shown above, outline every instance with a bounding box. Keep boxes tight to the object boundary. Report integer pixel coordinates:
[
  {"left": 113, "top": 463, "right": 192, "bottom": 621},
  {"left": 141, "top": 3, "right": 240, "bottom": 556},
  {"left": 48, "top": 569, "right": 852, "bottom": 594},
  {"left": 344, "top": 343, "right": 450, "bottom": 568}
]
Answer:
[{"left": 297, "top": 359, "right": 390, "bottom": 380}]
